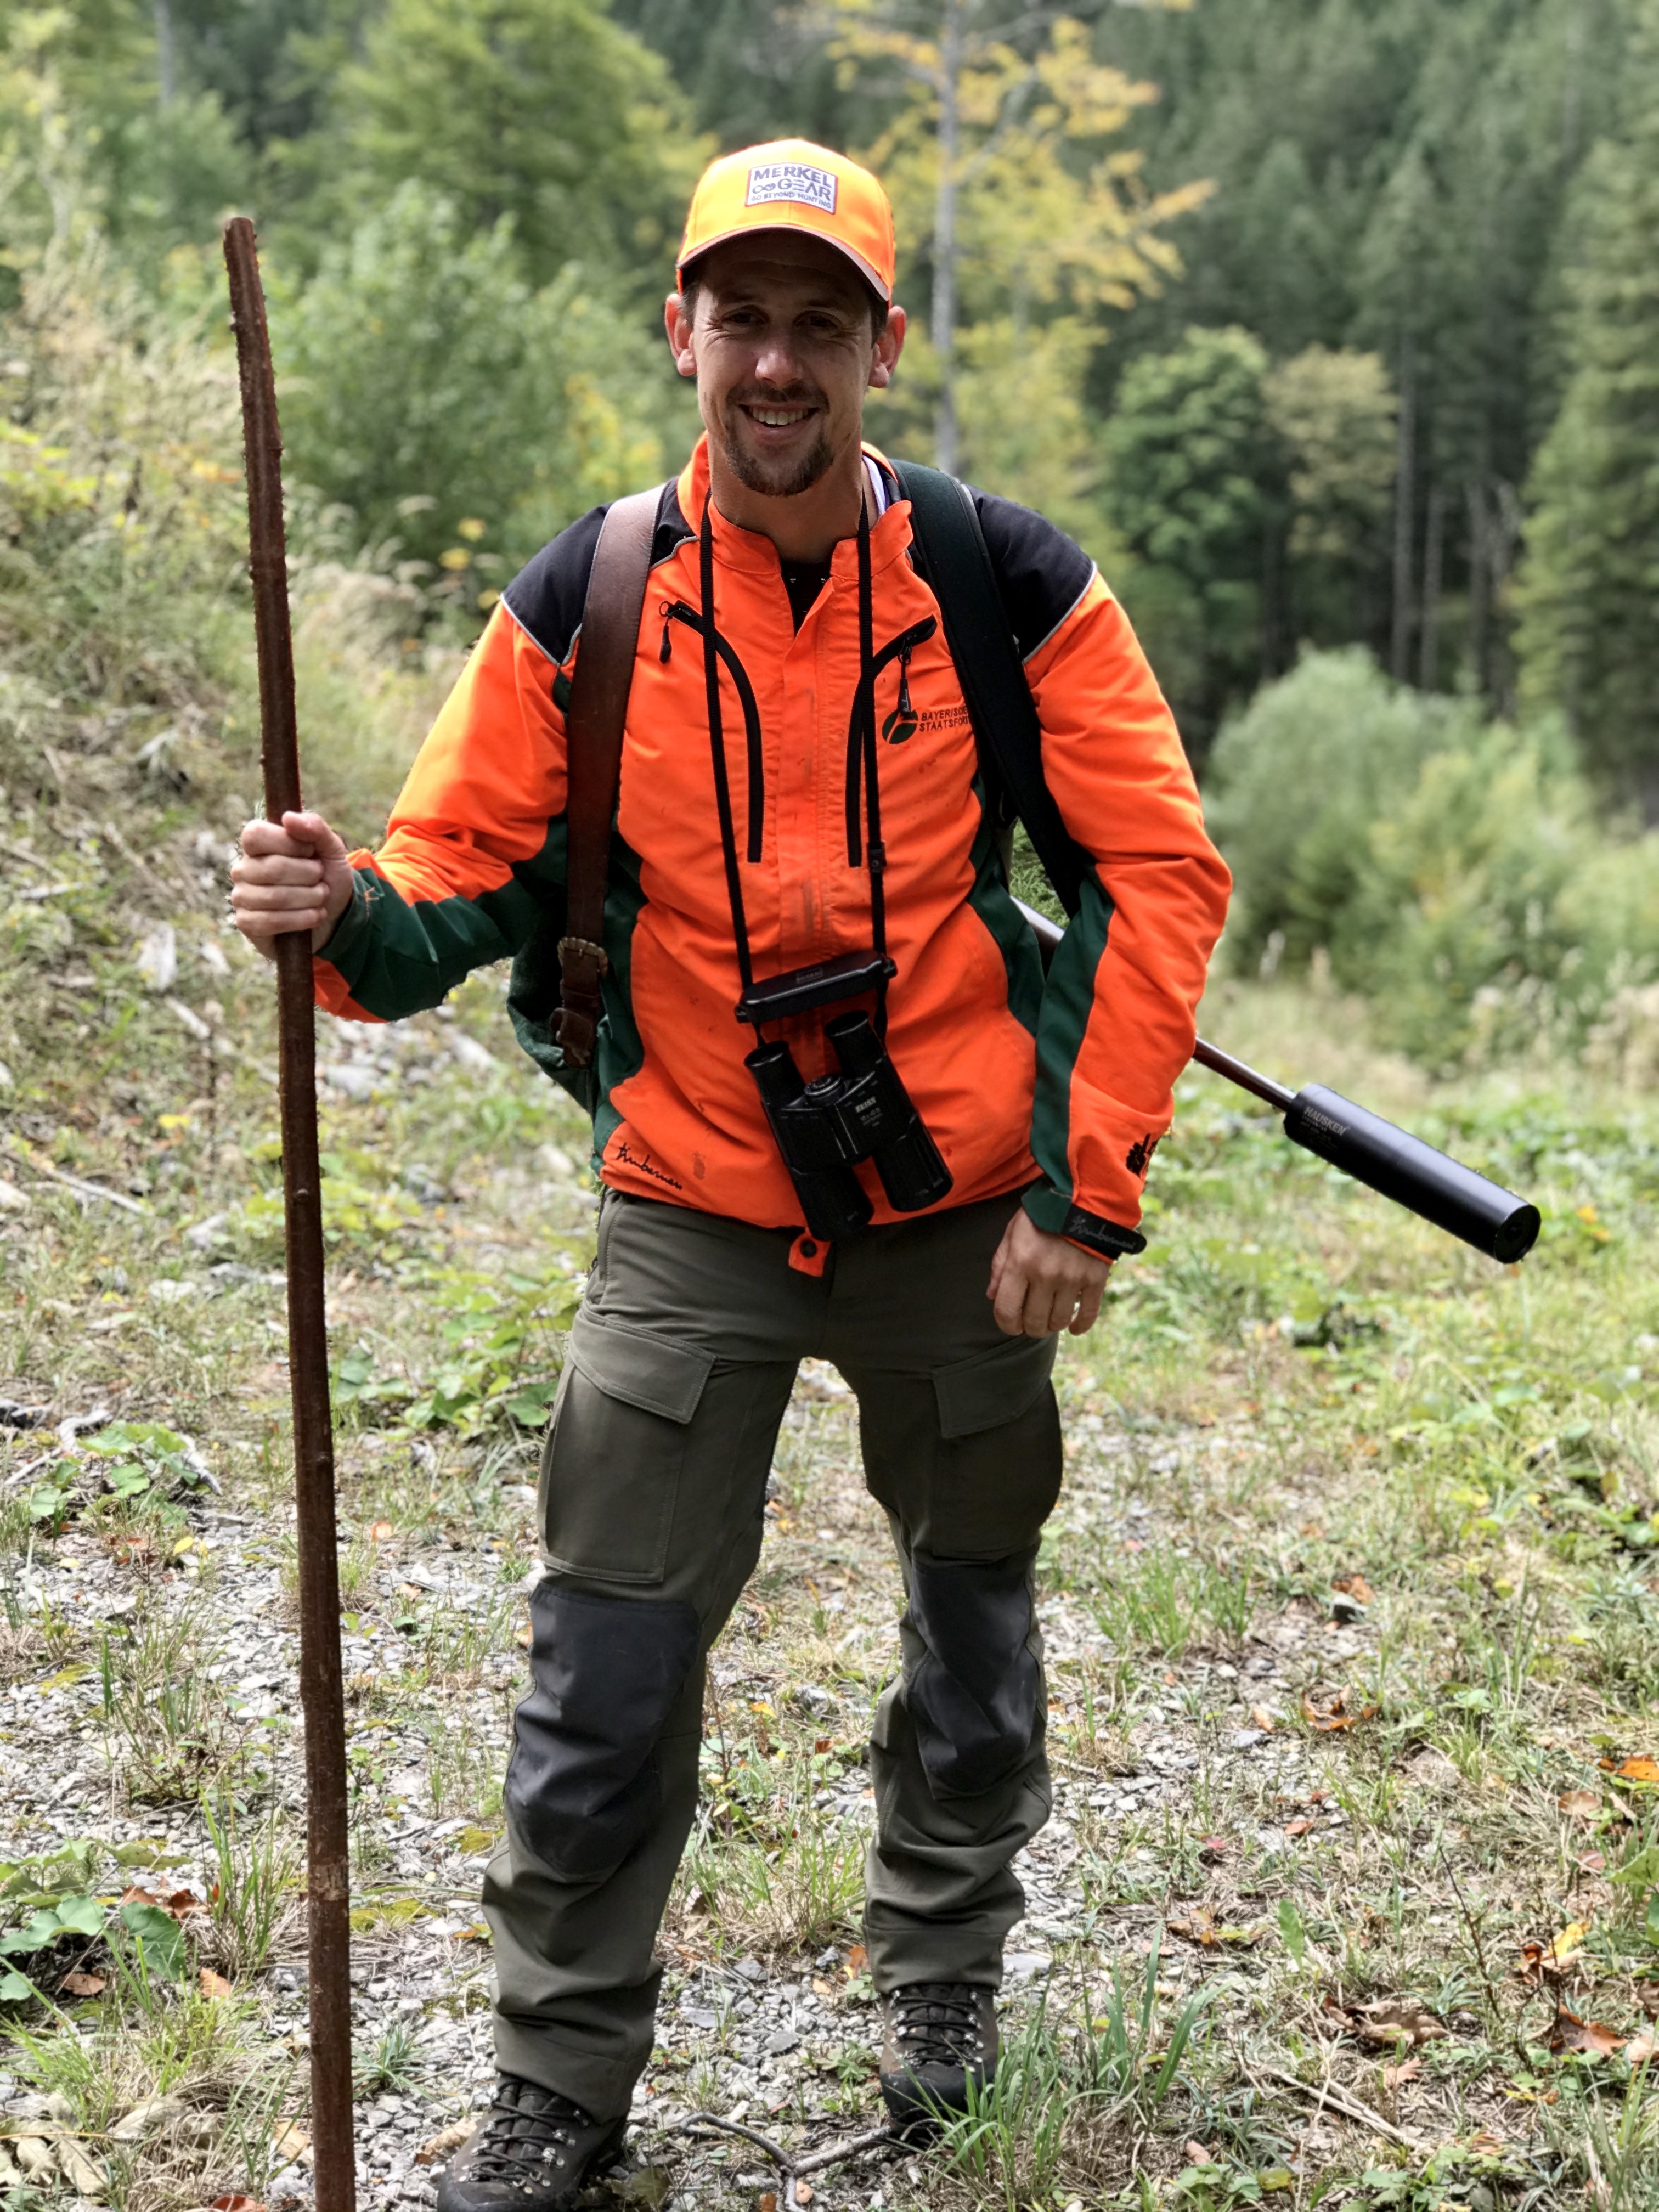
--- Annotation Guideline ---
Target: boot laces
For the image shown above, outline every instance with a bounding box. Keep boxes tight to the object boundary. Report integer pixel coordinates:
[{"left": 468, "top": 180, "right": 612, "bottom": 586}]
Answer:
[
  {"left": 890, "top": 1981, "right": 986, "bottom": 2066},
  {"left": 467, "top": 2076, "right": 591, "bottom": 2187}
]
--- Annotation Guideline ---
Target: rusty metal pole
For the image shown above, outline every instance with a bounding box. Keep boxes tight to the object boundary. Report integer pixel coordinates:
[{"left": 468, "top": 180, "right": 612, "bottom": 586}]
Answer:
[{"left": 222, "top": 215, "right": 357, "bottom": 2212}]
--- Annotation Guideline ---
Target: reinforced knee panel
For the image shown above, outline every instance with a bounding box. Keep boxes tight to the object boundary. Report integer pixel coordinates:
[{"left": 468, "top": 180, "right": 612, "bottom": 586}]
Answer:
[
  {"left": 505, "top": 1582, "right": 699, "bottom": 1882},
  {"left": 903, "top": 1547, "right": 1042, "bottom": 1798}
]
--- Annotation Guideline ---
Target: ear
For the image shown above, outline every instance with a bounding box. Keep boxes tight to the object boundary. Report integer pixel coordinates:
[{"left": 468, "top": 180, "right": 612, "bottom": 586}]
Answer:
[
  {"left": 869, "top": 304, "right": 906, "bottom": 391},
  {"left": 664, "top": 292, "right": 697, "bottom": 379}
]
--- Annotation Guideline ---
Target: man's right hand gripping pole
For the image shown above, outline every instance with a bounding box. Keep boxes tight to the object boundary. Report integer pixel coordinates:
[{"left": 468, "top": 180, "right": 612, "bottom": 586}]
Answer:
[{"left": 232, "top": 809, "right": 354, "bottom": 957}]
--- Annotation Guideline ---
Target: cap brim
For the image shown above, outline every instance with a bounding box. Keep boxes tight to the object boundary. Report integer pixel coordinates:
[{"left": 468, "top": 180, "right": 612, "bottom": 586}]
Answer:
[{"left": 678, "top": 222, "right": 891, "bottom": 306}]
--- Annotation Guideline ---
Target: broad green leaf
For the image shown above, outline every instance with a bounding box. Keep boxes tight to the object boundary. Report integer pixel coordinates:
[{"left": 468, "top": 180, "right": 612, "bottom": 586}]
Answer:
[
  {"left": 118, "top": 1902, "right": 185, "bottom": 1980},
  {"left": 54, "top": 1895, "right": 104, "bottom": 1938}
]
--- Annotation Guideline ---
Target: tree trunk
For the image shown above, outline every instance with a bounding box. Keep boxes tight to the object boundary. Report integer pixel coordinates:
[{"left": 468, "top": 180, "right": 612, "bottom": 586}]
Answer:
[
  {"left": 932, "top": 0, "right": 964, "bottom": 476},
  {"left": 1390, "top": 332, "right": 1415, "bottom": 684},
  {"left": 1419, "top": 480, "right": 1446, "bottom": 691},
  {"left": 1466, "top": 477, "right": 1489, "bottom": 699},
  {"left": 155, "top": 0, "right": 175, "bottom": 109}
]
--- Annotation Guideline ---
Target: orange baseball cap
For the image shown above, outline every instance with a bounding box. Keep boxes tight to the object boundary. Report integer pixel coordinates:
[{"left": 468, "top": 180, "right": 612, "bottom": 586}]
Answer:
[{"left": 678, "top": 139, "right": 896, "bottom": 304}]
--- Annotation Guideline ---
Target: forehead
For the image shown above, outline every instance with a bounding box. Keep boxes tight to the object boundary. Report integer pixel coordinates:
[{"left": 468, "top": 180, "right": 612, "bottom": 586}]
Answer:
[{"left": 691, "top": 234, "right": 870, "bottom": 317}]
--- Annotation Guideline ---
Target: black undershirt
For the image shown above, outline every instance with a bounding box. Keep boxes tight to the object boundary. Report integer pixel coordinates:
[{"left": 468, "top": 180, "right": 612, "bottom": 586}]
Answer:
[{"left": 780, "top": 557, "right": 833, "bottom": 631}]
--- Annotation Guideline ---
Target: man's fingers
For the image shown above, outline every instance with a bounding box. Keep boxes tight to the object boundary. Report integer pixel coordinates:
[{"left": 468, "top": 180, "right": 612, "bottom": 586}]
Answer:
[
  {"left": 991, "top": 1262, "right": 1028, "bottom": 1336},
  {"left": 232, "top": 881, "right": 326, "bottom": 911},
  {"left": 232, "top": 854, "right": 325, "bottom": 888},
  {"left": 239, "top": 819, "right": 313, "bottom": 859},
  {"left": 1069, "top": 1279, "right": 1105, "bottom": 1335}
]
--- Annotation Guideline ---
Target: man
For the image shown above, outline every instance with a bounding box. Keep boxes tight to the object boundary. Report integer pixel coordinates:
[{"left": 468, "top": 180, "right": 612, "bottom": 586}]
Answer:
[{"left": 233, "top": 139, "right": 1229, "bottom": 2211}]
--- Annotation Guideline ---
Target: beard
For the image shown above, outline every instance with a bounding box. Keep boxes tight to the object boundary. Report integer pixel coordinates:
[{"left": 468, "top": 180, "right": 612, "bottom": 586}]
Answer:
[{"left": 718, "top": 387, "right": 837, "bottom": 498}]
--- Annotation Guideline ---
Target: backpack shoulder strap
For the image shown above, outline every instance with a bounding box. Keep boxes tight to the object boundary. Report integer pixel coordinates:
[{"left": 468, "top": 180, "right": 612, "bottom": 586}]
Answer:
[
  {"left": 556, "top": 483, "right": 662, "bottom": 1066},
  {"left": 893, "top": 459, "right": 1091, "bottom": 919}
]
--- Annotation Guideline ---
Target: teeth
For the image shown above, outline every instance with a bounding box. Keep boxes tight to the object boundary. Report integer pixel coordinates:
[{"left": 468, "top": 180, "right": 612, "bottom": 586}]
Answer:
[{"left": 751, "top": 409, "right": 808, "bottom": 426}]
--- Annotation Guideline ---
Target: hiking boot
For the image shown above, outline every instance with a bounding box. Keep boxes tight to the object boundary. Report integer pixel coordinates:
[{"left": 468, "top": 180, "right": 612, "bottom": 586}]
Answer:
[
  {"left": 435, "top": 2076, "right": 626, "bottom": 2211},
  {"left": 878, "top": 1981, "right": 998, "bottom": 2126}
]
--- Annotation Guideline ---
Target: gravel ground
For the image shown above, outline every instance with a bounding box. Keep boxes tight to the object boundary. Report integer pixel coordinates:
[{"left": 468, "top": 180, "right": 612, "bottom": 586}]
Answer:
[{"left": 1, "top": 1351, "right": 1358, "bottom": 2211}]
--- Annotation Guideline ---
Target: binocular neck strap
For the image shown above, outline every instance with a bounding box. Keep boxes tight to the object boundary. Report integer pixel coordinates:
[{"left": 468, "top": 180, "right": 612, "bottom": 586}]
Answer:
[
  {"left": 700, "top": 500, "right": 756, "bottom": 1000},
  {"left": 697, "top": 491, "right": 890, "bottom": 1037}
]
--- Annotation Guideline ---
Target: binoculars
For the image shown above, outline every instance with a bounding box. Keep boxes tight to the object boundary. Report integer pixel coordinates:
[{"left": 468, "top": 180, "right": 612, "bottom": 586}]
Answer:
[{"left": 747, "top": 1010, "right": 953, "bottom": 1243}]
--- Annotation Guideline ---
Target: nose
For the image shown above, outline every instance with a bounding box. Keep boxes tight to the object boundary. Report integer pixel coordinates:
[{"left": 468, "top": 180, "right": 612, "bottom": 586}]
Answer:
[{"left": 751, "top": 324, "right": 805, "bottom": 392}]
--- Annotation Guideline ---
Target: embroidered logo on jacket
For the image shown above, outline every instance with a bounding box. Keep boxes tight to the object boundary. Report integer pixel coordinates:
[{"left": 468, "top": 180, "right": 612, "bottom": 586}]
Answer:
[
  {"left": 1125, "top": 1133, "right": 1160, "bottom": 1180},
  {"left": 747, "top": 162, "right": 838, "bottom": 214},
  {"left": 881, "top": 706, "right": 919, "bottom": 744}
]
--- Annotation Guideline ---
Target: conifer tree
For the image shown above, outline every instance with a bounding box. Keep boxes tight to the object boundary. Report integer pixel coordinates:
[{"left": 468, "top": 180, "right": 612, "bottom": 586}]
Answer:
[{"left": 1515, "top": 0, "right": 1659, "bottom": 817}]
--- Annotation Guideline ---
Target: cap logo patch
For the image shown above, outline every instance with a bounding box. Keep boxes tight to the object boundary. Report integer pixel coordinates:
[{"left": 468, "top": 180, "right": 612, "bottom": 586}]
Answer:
[{"left": 746, "top": 161, "right": 838, "bottom": 215}]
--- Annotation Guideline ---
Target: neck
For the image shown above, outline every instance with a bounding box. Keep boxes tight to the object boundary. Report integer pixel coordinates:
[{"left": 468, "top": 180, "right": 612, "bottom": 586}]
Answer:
[{"left": 706, "top": 433, "right": 871, "bottom": 563}]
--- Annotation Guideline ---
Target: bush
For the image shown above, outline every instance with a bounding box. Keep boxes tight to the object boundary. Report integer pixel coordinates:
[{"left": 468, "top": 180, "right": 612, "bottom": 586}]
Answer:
[
  {"left": 1205, "top": 648, "right": 1481, "bottom": 969},
  {"left": 1206, "top": 650, "right": 1659, "bottom": 1069},
  {"left": 270, "top": 180, "right": 686, "bottom": 585}
]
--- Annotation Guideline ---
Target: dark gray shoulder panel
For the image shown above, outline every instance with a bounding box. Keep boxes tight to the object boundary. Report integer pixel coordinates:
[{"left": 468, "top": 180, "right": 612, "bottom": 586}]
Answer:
[
  {"left": 966, "top": 488, "right": 1095, "bottom": 662},
  {"left": 501, "top": 482, "right": 691, "bottom": 665}
]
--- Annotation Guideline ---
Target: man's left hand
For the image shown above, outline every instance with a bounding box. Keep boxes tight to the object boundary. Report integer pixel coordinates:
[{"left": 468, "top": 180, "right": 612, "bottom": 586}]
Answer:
[{"left": 988, "top": 1207, "right": 1111, "bottom": 1338}]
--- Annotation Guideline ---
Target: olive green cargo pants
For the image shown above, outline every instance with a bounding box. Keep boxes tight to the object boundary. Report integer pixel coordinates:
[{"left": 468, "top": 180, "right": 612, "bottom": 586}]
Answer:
[{"left": 483, "top": 1187, "right": 1063, "bottom": 2119}]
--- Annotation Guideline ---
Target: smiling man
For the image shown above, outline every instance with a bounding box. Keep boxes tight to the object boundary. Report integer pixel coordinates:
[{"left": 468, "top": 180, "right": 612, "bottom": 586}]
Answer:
[{"left": 232, "top": 140, "right": 1228, "bottom": 2208}]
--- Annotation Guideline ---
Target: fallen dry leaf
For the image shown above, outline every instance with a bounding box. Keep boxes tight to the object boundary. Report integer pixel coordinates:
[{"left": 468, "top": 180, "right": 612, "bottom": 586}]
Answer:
[
  {"left": 270, "top": 2124, "right": 312, "bottom": 2167},
  {"left": 814, "top": 1736, "right": 832, "bottom": 1754},
  {"left": 1325, "top": 1995, "right": 1447, "bottom": 2047},
  {"left": 1550, "top": 1921, "right": 1590, "bottom": 1965},
  {"left": 1185, "top": 2141, "right": 1214, "bottom": 2166},
  {"left": 1548, "top": 2007, "right": 1625, "bottom": 2058},
  {"left": 1559, "top": 1788, "right": 1601, "bottom": 1823},
  {"left": 199, "top": 1968, "right": 233, "bottom": 1999},
  {"left": 1302, "top": 1690, "right": 1379, "bottom": 1733},
  {"left": 759, "top": 2194, "right": 777, "bottom": 2212},
  {"left": 211, "top": 2197, "right": 267, "bottom": 2211},
  {"left": 1381, "top": 2058, "right": 1423, "bottom": 2092},
  {"left": 60, "top": 1970, "right": 106, "bottom": 1997},
  {"left": 416, "top": 2123, "right": 474, "bottom": 2166},
  {"left": 1627, "top": 2034, "right": 1657, "bottom": 2067},
  {"left": 794, "top": 2186, "right": 814, "bottom": 2207},
  {"left": 1578, "top": 1851, "right": 1607, "bottom": 1875},
  {"left": 1637, "top": 1980, "right": 1659, "bottom": 2016},
  {"left": 368, "top": 1521, "right": 393, "bottom": 1542},
  {"left": 845, "top": 1944, "right": 867, "bottom": 1974},
  {"left": 120, "top": 1884, "right": 203, "bottom": 1921},
  {"left": 1284, "top": 1817, "right": 1316, "bottom": 1837},
  {"left": 1331, "top": 1572, "right": 1375, "bottom": 1605},
  {"left": 1168, "top": 1909, "right": 1217, "bottom": 1946},
  {"left": 515, "top": 1624, "right": 532, "bottom": 1648},
  {"left": 1600, "top": 1756, "right": 1659, "bottom": 1784},
  {"left": 1250, "top": 1704, "right": 1279, "bottom": 1732},
  {"left": 1467, "top": 2131, "right": 1506, "bottom": 2159}
]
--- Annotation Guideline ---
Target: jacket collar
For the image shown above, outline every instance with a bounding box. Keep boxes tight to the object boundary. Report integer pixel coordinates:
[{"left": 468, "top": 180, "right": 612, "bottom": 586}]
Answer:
[{"left": 673, "top": 433, "right": 913, "bottom": 580}]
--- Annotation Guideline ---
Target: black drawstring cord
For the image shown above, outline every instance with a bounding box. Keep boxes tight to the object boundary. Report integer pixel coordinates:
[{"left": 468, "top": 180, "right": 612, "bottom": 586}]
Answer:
[{"left": 701, "top": 501, "right": 755, "bottom": 996}]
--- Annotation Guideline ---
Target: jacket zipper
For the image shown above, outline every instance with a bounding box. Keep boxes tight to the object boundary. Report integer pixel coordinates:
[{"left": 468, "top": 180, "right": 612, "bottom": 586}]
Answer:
[
  {"left": 665, "top": 602, "right": 765, "bottom": 862},
  {"left": 846, "top": 617, "right": 938, "bottom": 865}
]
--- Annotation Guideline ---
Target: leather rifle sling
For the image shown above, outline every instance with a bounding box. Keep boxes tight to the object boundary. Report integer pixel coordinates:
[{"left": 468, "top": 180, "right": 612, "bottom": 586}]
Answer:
[{"left": 555, "top": 485, "right": 662, "bottom": 1066}]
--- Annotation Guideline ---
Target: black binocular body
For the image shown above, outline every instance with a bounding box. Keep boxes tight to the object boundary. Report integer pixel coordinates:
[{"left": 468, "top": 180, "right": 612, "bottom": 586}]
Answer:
[{"left": 747, "top": 1009, "right": 953, "bottom": 1243}]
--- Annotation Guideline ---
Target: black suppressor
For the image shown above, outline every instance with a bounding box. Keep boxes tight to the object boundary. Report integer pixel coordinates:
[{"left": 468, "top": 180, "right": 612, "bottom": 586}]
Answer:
[
  {"left": 1282, "top": 1084, "right": 1540, "bottom": 1263},
  {"left": 1012, "top": 900, "right": 1541, "bottom": 1264},
  {"left": 746, "top": 1011, "right": 953, "bottom": 1243}
]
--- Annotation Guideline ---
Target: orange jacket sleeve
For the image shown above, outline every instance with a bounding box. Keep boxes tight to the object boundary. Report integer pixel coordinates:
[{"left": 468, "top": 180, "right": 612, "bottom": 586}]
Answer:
[{"left": 1017, "top": 574, "right": 1232, "bottom": 1250}]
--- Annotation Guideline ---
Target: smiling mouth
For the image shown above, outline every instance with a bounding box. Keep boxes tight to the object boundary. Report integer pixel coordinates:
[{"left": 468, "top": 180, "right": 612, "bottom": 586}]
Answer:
[{"left": 738, "top": 403, "right": 818, "bottom": 430}]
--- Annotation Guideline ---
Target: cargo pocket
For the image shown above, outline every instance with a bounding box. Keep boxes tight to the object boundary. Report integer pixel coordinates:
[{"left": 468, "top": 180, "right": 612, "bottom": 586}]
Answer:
[
  {"left": 923, "top": 1333, "right": 1060, "bottom": 1559},
  {"left": 538, "top": 1309, "right": 714, "bottom": 1584},
  {"left": 932, "top": 1331, "right": 1057, "bottom": 1439}
]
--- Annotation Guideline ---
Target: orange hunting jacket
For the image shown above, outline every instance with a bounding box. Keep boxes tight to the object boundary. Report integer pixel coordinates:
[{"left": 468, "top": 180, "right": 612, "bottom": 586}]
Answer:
[{"left": 314, "top": 439, "right": 1230, "bottom": 1263}]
